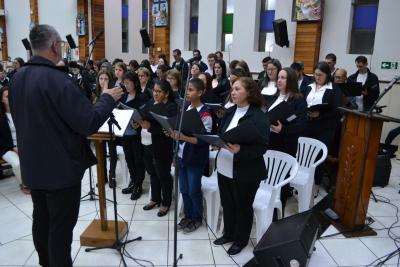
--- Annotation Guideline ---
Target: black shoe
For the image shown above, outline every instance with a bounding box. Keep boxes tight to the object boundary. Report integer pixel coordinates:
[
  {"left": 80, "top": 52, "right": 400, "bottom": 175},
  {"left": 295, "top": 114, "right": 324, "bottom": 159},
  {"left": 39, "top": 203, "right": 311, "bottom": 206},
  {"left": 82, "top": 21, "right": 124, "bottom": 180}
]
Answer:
[
  {"left": 122, "top": 181, "right": 135, "bottom": 194},
  {"left": 227, "top": 243, "right": 246, "bottom": 255},
  {"left": 213, "top": 236, "right": 234, "bottom": 246},
  {"left": 157, "top": 206, "right": 169, "bottom": 217},
  {"left": 143, "top": 202, "right": 160, "bottom": 210},
  {"left": 130, "top": 187, "right": 143, "bottom": 200}
]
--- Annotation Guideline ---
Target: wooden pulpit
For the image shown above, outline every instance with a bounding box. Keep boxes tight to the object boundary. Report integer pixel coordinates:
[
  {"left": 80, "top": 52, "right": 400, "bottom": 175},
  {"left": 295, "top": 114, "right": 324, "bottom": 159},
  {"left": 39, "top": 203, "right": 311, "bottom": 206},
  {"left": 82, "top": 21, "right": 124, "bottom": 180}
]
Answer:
[
  {"left": 333, "top": 107, "right": 400, "bottom": 236},
  {"left": 80, "top": 132, "right": 128, "bottom": 247}
]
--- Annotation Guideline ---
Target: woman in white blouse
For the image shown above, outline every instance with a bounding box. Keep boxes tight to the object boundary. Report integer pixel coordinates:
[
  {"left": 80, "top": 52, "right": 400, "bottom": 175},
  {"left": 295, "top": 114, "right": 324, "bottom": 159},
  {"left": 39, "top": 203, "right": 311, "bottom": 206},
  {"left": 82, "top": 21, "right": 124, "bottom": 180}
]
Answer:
[
  {"left": 258, "top": 58, "right": 282, "bottom": 98},
  {"left": 213, "top": 77, "right": 269, "bottom": 255},
  {"left": 302, "top": 61, "right": 341, "bottom": 191}
]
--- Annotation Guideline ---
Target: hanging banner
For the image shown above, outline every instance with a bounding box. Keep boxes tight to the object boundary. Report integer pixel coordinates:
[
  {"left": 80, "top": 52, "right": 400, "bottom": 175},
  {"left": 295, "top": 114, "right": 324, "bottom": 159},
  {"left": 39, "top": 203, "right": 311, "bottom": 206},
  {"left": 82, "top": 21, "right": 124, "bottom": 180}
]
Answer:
[{"left": 152, "top": 0, "right": 168, "bottom": 27}]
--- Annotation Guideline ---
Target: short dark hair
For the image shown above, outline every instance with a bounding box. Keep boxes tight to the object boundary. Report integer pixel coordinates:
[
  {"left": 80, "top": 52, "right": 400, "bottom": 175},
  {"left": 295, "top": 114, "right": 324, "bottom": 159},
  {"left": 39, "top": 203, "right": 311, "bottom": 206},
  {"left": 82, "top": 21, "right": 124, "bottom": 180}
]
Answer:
[
  {"left": 112, "top": 58, "right": 124, "bottom": 65},
  {"left": 325, "top": 53, "right": 337, "bottom": 62},
  {"left": 29, "top": 24, "right": 59, "bottom": 52},
  {"left": 290, "top": 62, "right": 302, "bottom": 72},
  {"left": 193, "top": 49, "right": 201, "bottom": 55},
  {"left": 314, "top": 61, "right": 332, "bottom": 85},
  {"left": 189, "top": 77, "right": 205, "bottom": 92},
  {"left": 154, "top": 79, "right": 175, "bottom": 102},
  {"left": 262, "top": 56, "right": 271, "bottom": 64},
  {"left": 207, "top": 53, "right": 217, "bottom": 60},
  {"left": 173, "top": 49, "right": 181, "bottom": 55},
  {"left": 215, "top": 51, "right": 223, "bottom": 59},
  {"left": 157, "top": 64, "right": 170, "bottom": 73},
  {"left": 355, "top": 56, "right": 368, "bottom": 64},
  {"left": 122, "top": 71, "right": 140, "bottom": 92},
  {"left": 230, "top": 68, "right": 247, "bottom": 78},
  {"left": 234, "top": 77, "right": 264, "bottom": 107},
  {"left": 14, "top": 57, "right": 25, "bottom": 67}
]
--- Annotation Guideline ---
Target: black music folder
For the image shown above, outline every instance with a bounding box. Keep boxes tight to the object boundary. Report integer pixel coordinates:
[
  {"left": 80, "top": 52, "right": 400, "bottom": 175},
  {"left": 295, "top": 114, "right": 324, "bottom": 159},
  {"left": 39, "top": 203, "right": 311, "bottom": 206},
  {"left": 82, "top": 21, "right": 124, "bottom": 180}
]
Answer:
[
  {"left": 308, "top": 103, "right": 331, "bottom": 112},
  {"left": 266, "top": 101, "right": 296, "bottom": 125},
  {"left": 337, "top": 82, "right": 363, "bottom": 96},
  {"left": 194, "top": 121, "right": 266, "bottom": 147},
  {"left": 150, "top": 108, "right": 206, "bottom": 135}
]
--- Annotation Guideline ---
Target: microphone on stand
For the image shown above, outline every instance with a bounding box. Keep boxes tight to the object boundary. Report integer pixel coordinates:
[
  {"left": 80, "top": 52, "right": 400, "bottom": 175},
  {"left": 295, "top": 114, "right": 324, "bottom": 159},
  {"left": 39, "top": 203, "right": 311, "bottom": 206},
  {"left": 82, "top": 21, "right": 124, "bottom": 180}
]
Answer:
[
  {"left": 87, "top": 31, "right": 104, "bottom": 47},
  {"left": 368, "top": 74, "right": 400, "bottom": 115}
]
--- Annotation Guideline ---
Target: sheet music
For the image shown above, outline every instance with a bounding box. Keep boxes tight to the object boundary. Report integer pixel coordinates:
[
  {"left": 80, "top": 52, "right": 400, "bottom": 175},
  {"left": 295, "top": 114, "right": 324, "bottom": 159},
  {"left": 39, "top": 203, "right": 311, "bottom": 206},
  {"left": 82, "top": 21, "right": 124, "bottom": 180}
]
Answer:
[{"left": 98, "top": 109, "right": 134, "bottom": 137}]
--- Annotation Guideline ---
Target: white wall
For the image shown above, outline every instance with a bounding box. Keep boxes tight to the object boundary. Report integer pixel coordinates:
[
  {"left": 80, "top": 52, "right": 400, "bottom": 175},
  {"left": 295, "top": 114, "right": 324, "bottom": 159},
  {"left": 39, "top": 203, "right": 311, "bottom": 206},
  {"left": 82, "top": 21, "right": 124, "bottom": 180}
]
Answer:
[
  {"left": 38, "top": 0, "right": 77, "bottom": 44},
  {"left": 169, "top": 0, "right": 296, "bottom": 72},
  {"left": 104, "top": 0, "right": 147, "bottom": 63},
  {"left": 320, "top": 0, "right": 400, "bottom": 81},
  {"left": 4, "top": 0, "right": 30, "bottom": 61}
]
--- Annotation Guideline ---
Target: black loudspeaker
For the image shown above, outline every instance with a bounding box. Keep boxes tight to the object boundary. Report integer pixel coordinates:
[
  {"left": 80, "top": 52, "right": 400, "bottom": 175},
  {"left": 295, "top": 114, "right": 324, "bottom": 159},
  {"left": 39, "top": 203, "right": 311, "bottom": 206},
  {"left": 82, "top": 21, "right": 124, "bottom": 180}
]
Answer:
[
  {"left": 273, "top": 19, "right": 289, "bottom": 47},
  {"left": 66, "top": 34, "right": 77, "bottom": 49},
  {"left": 140, "top": 28, "right": 152, "bottom": 47},
  {"left": 21, "top": 38, "right": 31, "bottom": 51},
  {"left": 253, "top": 210, "right": 320, "bottom": 267}
]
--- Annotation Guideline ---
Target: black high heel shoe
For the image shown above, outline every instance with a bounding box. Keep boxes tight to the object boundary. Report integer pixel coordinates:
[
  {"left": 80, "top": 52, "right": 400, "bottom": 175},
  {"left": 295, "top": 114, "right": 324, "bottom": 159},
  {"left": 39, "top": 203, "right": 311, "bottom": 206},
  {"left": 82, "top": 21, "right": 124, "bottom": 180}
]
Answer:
[{"left": 143, "top": 201, "right": 160, "bottom": 210}]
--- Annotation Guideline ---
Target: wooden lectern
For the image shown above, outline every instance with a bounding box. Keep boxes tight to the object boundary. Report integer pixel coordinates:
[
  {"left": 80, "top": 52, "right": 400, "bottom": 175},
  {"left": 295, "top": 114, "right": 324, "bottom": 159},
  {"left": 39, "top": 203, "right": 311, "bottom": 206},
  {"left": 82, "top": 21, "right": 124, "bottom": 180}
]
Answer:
[
  {"left": 333, "top": 107, "right": 400, "bottom": 237},
  {"left": 80, "top": 132, "right": 128, "bottom": 247}
]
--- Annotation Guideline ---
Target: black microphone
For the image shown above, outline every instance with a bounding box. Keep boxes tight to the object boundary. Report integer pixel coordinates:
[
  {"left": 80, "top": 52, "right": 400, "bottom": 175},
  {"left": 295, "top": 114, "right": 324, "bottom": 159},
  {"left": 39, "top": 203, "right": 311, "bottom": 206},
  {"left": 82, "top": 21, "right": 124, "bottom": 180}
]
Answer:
[{"left": 87, "top": 31, "right": 104, "bottom": 47}]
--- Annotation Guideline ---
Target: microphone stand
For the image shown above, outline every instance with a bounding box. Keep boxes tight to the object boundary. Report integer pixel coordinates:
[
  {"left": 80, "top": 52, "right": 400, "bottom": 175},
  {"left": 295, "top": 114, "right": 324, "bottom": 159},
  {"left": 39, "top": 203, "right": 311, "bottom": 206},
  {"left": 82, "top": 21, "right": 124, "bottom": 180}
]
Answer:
[
  {"left": 172, "top": 63, "right": 191, "bottom": 266},
  {"left": 85, "top": 112, "right": 142, "bottom": 267},
  {"left": 368, "top": 75, "right": 400, "bottom": 115}
]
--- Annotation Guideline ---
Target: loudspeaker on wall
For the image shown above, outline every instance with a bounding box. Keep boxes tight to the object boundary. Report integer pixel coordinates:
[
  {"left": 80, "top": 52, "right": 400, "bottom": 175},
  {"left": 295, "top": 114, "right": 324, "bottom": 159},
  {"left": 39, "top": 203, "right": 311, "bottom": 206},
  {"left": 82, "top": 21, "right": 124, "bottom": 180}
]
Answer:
[
  {"left": 273, "top": 19, "right": 290, "bottom": 47},
  {"left": 140, "top": 28, "right": 152, "bottom": 48}
]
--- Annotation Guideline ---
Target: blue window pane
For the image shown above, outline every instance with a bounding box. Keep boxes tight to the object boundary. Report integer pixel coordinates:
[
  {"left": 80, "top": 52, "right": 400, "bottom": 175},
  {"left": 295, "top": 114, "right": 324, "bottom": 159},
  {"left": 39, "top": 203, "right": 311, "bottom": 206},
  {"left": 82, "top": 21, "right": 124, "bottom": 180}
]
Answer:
[
  {"left": 142, "top": 9, "right": 148, "bottom": 20},
  {"left": 122, "top": 4, "right": 129, "bottom": 19},
  {"left": 190, "top": 17, "right": 198, "bottom": 33},
  {"left": 353, "top": 6, "right": 378, "bottom": 30},
  {"left": 260, "top": 10, "right": 275, "bottom": 32}
]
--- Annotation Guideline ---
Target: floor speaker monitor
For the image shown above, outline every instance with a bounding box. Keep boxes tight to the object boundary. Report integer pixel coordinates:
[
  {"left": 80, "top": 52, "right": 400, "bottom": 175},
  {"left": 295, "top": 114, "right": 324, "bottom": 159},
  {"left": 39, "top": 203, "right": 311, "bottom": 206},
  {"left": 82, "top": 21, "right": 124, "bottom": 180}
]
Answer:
[{"left": 253, "top": 210, "right": 320, "bottom": 267}]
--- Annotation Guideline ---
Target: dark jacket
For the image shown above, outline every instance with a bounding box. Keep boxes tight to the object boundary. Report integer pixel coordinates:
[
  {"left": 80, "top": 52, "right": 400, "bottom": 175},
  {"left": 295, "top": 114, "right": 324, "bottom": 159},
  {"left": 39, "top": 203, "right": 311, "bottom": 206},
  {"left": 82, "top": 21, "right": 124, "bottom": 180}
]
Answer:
[
  {"left": 217, "top": 105, "right": 269, "bottom": 182},
  {"left": 9, "top": 56, "right": 116, "bottom": 190},
  {"left": 265, "top": 95, "right": 307, "bottom": 156},
  {"left": 299, "top": 75, "right": 313, "bottom": 94},
  {"left": 181, "top": 105, "right": 212, "bottom": 166},
  {"left": 0, "top": 114, "right": 14, "bottom": 157},
  {"left": 141, "top": 80, "right": 154, "bottom": 100},
  {"left": 303, "top": 83, "right": 342, "bottom": 130},
  {"left": 347, "top": 69, "right": 380, "bottom": 111},
  {"left": 147, "top": 100, "right": 178, "bottom": 160},
  {"left": 212, "top": 77, "right": 231, "bottom": 102}
]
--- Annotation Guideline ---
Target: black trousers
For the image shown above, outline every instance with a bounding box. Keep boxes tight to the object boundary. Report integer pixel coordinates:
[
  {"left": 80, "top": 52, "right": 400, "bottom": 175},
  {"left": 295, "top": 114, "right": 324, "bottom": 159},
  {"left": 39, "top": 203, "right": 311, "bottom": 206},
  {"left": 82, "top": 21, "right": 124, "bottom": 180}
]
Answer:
[
  {"left": 306, "top": 124, "right": 336, "bottom": 185},
  {"left": 122, "top": 135, "right": 145, "bottom": 187},
  {"left": 217, "top": 173, "right": 260, "bottom": 246},
  {"left": 153, "top": 157, "right": 173, "bottom": 207},
  {"left": 142, "top": 145, "right": 159, "bottom": 202},
  {"left": 31, "top": 183, "right": 81, "bottom": 267}
]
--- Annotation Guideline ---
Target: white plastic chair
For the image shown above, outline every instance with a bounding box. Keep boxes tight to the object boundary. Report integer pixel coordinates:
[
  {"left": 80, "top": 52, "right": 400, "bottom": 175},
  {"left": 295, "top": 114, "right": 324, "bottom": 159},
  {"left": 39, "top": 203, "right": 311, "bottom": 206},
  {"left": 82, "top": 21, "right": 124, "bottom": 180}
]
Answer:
[
  {"left": 290, "top": 137, "right": 327, "bottom": 212},
  {"left": 253, "top": 150, "right": 299, "bottom": 243}
]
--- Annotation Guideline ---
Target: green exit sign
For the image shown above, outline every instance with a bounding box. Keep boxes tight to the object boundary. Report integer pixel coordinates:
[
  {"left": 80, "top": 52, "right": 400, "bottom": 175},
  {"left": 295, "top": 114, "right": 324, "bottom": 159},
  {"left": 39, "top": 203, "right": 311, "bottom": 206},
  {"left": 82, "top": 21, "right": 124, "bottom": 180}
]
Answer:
[{"left": 381, "top": 61, "right": 398, "bottom": 69}]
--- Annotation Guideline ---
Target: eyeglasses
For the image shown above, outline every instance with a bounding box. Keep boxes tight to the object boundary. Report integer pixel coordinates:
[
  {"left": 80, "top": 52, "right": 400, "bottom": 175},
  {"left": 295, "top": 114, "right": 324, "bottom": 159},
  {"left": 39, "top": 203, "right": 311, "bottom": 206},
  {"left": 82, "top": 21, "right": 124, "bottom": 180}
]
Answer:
[
  {"left": 152, "top": 89, "right": 164, "bottom": 95},
  {"left": 56, "top": 40, "right": 67, "bottom": 47}
]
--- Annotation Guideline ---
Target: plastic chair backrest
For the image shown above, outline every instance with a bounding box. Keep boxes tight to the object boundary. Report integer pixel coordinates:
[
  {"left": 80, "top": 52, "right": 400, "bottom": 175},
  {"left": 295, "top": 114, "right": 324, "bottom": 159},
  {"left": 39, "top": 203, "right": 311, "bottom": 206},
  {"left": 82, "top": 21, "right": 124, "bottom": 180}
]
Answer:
[
  {"left": 296, "top": 137, "right": 328, "bottom": 170},
  {"left": 260, "top": 150, "right": 299, "bottom": 190}
]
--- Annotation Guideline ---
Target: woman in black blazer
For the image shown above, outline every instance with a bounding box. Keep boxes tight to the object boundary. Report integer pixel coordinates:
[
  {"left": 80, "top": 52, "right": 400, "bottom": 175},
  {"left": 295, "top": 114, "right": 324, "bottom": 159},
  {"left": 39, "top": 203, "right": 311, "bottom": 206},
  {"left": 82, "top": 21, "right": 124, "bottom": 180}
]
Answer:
[
  {"left": 211, "top": 60, "right": 230, "bottom": 102},
  {"left": 265, "top": 67, "right": 307, "bottom": 157},
  {"left": 140, "top": 80, "right": 178, "bottom": 217},
  {"left": 303, "top": 62, "right": 341, "bottom": 190},
  {"left": 214, "top": 77, "right": 269, "bottom": 255},
  {"left": 119, "top": 72, "right": 149, "bottom": 200},
  {"left": 265, "top": 67, "right": 307, "bottom": 213}
]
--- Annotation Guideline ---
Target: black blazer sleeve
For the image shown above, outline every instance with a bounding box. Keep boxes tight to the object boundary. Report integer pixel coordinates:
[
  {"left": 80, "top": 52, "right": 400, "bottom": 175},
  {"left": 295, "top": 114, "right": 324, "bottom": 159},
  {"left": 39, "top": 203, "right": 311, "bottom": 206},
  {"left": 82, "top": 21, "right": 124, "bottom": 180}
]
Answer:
[{"left": 280, "top": 96, "right": 307, "bottom": 135}]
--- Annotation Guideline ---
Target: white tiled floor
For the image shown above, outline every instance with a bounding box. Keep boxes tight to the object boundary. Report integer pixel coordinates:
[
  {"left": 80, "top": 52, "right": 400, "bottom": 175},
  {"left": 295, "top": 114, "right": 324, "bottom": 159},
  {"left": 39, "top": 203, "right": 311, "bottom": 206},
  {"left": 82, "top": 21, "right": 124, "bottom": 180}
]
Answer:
[{"left": 1, "top": 158, "right": 400, "bottom": 267}]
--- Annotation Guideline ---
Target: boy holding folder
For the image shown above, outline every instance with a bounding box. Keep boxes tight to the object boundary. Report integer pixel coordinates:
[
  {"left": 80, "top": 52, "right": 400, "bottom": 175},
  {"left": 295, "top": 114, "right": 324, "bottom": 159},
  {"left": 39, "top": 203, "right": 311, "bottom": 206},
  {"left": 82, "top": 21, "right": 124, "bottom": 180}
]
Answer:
[{"left": 167, "top": 78, "right": 213, "bottom": 233}]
